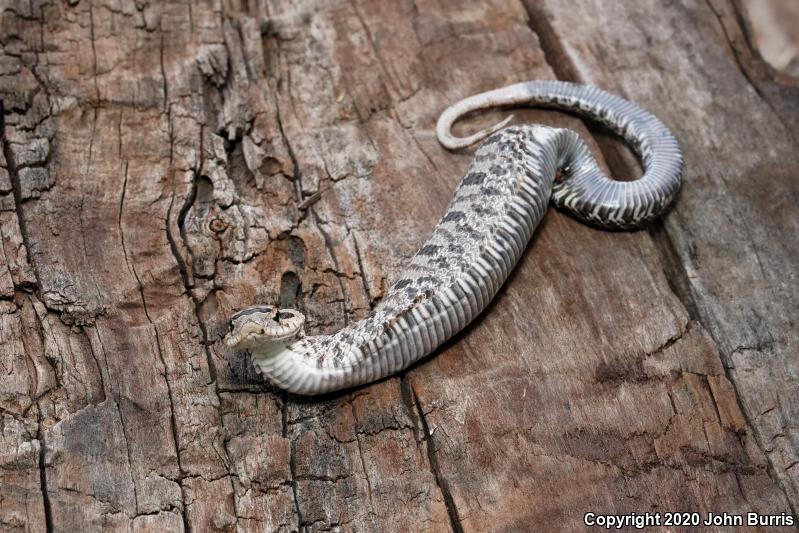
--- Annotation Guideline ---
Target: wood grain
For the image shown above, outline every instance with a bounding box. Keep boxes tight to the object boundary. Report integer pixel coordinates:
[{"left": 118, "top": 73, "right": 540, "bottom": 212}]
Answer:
[{"left": 0, "top": 0, "right": 795, "bottom": 531}]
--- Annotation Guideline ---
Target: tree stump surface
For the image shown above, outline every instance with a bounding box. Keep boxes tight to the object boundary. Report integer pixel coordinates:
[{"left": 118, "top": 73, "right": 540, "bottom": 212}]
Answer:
[{"left": 1, "top": 1, "right": 797, "bottom": 531}]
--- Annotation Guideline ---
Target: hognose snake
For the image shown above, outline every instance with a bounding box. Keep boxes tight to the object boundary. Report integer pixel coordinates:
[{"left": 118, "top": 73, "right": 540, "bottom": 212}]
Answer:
[{"left": 226, "top": 80, "right": 684, "bottom": 395}]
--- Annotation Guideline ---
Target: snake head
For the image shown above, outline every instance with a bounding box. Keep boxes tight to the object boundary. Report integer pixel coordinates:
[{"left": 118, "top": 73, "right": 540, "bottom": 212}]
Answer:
[{"left": 225, "top": 305, "right": 306, "bottom": 350}]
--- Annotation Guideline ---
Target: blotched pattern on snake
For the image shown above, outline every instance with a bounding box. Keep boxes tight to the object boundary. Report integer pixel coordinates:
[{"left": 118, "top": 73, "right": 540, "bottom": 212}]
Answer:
[{"left": 226, "top": 80, "right": 684, "bottom": 395}]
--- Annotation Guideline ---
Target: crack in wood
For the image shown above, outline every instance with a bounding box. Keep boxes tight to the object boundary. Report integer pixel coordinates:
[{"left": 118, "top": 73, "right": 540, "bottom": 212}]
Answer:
[
  {"left": 285, "top": 399, "right": 305, "bottom": 531},
  {"left": 705, "top": 0, "right": 799, "bottom": 146},
  {"left": 1, "top": 102, "right": 42, "bottom": 295},
  {"left": 36, "top": 407, "right": 53, "bottom": 533},
  {"left": 411, "top": 386, "right": 462, "bottom": 533}
]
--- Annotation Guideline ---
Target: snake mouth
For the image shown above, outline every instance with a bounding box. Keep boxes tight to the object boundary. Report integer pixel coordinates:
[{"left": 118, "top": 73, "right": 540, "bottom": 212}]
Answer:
[
  {"left": 226, "top": 307, "right": 306, "bottom": 349},
  {"left": 225, "top": 326, "right": 300, "bottom": 348},
  {"left": 225, "top": 328, "right": 254, "bottom": 349}
]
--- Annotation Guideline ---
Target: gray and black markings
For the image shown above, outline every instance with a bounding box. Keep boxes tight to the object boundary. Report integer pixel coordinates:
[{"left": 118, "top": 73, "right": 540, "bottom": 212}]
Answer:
[{"left": 233, "top": 81, "right": 683, "bottom": 395}]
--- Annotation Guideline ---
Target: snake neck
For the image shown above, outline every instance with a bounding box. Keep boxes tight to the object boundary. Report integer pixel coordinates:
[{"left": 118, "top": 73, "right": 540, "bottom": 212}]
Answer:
[
  {"left": 249, "top": 338, "right": 297, "bottom": 362},
  {"left": 249, "top": 334, "right": 362, "bottom": 393}
]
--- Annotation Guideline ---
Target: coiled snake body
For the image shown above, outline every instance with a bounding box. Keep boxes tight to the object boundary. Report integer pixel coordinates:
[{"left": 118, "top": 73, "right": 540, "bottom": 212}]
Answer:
[{"left": 226, "top": 81, "right": 683, "bottom": 395}]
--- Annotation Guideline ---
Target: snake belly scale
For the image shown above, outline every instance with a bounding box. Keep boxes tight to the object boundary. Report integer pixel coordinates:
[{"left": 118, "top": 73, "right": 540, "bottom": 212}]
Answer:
[{"left": 226, "top": 80, "right": 684, "bottom": 395}]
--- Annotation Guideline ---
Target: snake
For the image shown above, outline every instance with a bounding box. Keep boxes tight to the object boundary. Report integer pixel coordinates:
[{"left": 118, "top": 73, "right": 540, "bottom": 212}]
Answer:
[{"left": 225, "top": 80, "right": 683, "bottom": 395}]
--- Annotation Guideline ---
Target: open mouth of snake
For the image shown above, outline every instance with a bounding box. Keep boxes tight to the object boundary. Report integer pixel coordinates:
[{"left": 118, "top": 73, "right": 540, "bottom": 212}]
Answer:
[{"left": 225, "top": 328, "right": 253, "bottom": 349}]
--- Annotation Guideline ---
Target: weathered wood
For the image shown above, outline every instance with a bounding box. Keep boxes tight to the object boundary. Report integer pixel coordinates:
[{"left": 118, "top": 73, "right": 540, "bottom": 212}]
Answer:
[
  {"left": 742, "top": 0, "right": 799, "bottom": 77},
  {"left": 0, "top": 0, "right": 796, "bottom": 532},
  {"left": 523, "top": 0, "right": 799, "bottom": 514}
]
